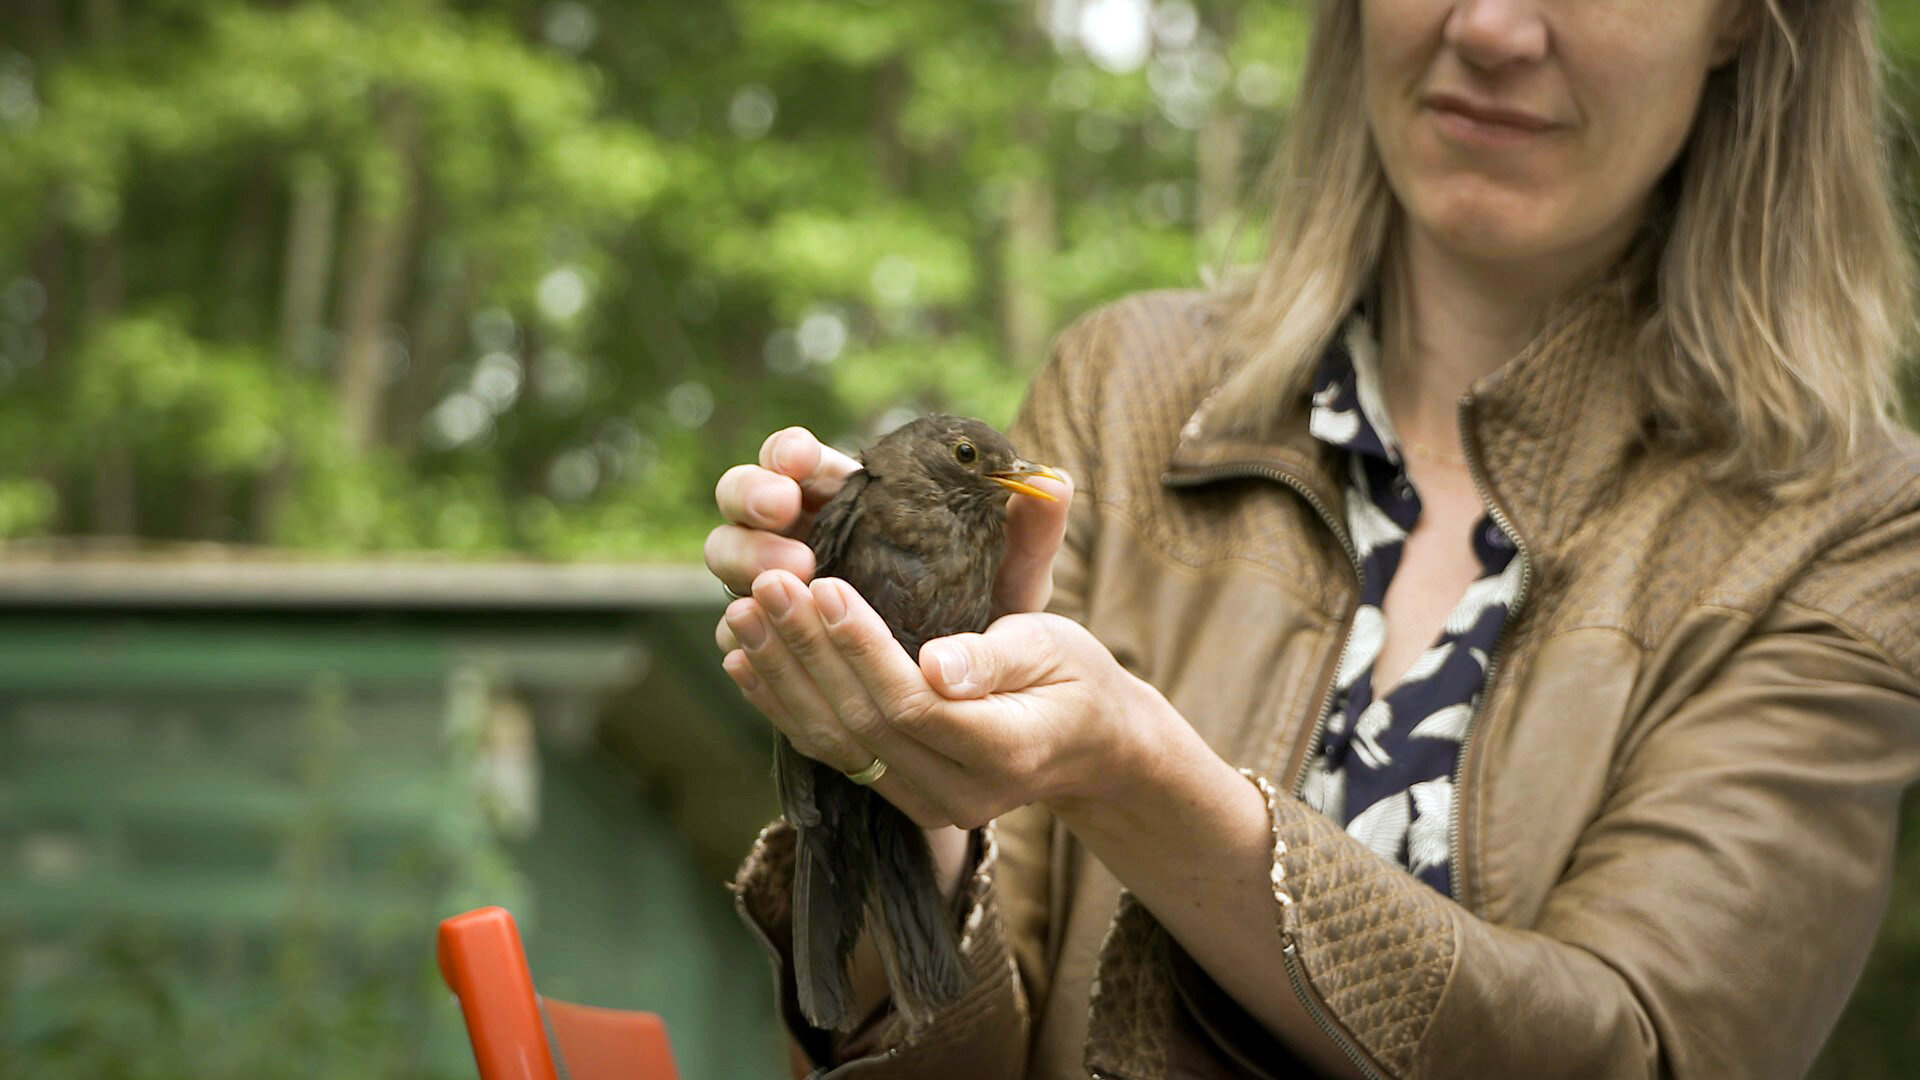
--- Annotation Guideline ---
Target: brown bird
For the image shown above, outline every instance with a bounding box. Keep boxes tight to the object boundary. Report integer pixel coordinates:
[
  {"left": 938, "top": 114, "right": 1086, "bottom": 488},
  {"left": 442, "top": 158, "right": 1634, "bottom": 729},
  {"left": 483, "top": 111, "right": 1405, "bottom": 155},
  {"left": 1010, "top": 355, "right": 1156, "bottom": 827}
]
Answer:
[{"left": 780, "top": 415, "right": 1059, "bottom": 1032}]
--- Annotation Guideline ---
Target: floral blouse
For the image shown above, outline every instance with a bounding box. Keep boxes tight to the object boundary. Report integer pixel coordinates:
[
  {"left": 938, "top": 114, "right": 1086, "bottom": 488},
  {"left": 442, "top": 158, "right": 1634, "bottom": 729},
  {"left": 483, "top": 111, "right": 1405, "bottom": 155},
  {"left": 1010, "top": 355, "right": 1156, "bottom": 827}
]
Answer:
[{"left": 1297, "top": 311, "right": 1524, "bottom": 898}]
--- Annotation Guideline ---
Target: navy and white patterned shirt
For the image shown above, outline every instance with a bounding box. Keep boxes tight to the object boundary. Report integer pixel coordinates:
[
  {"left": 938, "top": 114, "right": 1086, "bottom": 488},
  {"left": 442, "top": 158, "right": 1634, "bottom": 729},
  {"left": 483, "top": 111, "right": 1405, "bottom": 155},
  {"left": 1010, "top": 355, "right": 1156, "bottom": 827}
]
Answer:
[{"left": 1297, "top": 312, "right": 1523, "bottom": 899}]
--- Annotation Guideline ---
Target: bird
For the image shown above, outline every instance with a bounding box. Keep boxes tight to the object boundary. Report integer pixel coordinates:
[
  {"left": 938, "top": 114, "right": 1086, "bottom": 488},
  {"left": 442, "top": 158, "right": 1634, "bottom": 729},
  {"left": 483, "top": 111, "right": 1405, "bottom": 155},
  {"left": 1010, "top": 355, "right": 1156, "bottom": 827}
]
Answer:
[{"left": 779, "top": 414, "right": 1060, "bottom": 1033}]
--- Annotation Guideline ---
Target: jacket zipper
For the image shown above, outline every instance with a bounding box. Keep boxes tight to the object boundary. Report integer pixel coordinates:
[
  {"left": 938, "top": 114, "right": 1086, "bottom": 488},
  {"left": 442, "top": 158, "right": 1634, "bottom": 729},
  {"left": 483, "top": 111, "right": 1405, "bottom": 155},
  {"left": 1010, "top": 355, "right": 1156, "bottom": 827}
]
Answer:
[
  {"left": 1437, "top": 293, "right": 1599, "bottom": 906},
  {"left": 1163, "top": 462, "right": 1364, "bottom": 795},
  {"left": 1153, "top": 295, "right": 1589, "bottom": 1078},
  {"left": 1165, "top": 462, "right": 1387, "bottom": 1080},
  {"left": 1449, "top": 394, "right": 1532, "bottom": 910}
]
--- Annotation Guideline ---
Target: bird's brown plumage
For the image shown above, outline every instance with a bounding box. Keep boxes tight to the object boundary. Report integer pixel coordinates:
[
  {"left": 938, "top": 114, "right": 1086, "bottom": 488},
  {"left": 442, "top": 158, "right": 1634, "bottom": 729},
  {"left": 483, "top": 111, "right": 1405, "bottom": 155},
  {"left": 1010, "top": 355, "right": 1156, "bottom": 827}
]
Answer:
[{"left": 780, "top": 415, "right": 1055, "bottom": 1033}]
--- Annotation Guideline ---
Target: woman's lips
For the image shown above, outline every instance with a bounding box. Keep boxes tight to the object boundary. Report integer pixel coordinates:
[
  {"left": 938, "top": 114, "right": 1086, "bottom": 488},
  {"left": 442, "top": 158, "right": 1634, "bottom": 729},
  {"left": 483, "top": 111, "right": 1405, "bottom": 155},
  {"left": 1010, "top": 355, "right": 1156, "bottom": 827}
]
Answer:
[{"left": 1425, "top": 96, "right": 1562, "bottom": 147}]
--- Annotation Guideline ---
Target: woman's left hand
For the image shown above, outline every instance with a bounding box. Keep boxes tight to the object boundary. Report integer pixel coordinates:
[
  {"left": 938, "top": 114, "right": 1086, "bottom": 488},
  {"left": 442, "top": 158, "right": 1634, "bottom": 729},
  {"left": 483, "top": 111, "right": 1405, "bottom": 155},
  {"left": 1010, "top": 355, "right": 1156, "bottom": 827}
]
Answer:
[{"left": 721, "top": 568, "right": 1173, "bottom": 828}]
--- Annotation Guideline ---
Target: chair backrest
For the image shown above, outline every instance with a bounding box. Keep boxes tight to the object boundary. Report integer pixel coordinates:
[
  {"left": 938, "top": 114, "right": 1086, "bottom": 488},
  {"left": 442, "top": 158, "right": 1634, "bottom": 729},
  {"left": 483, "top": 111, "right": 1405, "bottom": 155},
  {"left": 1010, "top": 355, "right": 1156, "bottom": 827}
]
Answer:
[{"left": 437, "top": 906, "right": 680, "bottom": 1080}]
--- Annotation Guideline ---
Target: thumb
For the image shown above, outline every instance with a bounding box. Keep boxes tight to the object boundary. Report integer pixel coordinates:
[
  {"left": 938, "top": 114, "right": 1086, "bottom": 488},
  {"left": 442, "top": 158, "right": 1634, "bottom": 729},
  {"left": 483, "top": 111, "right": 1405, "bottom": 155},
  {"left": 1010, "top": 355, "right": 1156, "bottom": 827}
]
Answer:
[
  {"left": 920, "top": 615, "right": 1065, "bottom": 699},
  {"left": 994, "top": 469, "right": 1074, "bottom": 615}
]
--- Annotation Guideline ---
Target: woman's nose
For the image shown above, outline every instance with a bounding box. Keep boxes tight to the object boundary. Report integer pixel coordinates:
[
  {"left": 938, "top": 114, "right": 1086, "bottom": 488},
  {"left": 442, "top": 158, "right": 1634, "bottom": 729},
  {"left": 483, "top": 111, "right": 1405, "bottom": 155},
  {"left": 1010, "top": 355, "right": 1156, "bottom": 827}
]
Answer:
[{"left": 1444, "top": 0, "right": 1550, "bottom": 71}]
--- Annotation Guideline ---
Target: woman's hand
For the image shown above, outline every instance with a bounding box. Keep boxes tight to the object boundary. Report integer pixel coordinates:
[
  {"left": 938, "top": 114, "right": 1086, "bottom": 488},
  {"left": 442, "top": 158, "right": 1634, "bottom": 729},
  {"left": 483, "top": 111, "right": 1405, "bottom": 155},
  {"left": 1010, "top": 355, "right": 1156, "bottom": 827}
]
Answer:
[
  {"left": 719, "top": 571, "right": 1175, "bottom": 832},
  {"left": 706, "top": 424, "right": 1079, "bottom": 893},
  {"left": 704, "top": 426, "right": 1073, "bottom": 656}
]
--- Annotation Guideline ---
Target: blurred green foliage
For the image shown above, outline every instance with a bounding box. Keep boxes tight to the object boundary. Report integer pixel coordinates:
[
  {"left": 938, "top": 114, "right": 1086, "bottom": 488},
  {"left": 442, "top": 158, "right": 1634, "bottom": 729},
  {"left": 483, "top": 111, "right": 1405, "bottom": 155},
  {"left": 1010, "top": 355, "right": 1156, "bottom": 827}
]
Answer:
[
  {"left": 0, "top": 1, "right": 1913, "bottom": 556},
  {"left": 0, "top": 0, "right": 1313, "bottom": 558}
]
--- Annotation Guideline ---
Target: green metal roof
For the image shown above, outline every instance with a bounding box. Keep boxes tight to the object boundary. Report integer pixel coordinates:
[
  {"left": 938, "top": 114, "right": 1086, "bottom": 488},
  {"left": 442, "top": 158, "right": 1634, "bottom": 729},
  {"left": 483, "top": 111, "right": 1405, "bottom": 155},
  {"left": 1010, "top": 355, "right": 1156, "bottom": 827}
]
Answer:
[{"left": 0, "top": 555, "right": 723, "bottom": 612}]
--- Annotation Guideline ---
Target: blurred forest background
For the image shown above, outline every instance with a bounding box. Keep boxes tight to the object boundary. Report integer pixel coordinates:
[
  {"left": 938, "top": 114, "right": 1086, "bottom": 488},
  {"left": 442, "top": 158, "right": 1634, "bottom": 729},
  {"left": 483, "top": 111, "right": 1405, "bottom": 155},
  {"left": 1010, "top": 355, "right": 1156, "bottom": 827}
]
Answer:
[
  {"left": 0, "top": 0, "right": 1917, "bottom": 555},
  {"left": 1, "top": 0, "right": 1919, "bottom": 1077}
]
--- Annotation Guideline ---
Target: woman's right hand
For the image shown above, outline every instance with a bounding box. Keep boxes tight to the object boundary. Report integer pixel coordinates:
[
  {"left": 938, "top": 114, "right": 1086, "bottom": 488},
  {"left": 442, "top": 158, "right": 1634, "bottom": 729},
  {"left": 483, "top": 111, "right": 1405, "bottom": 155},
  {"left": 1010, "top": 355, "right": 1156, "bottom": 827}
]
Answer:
[
  {"left": 706, "top": 425, "right": 1073, "bottom": 897},
  {"left": 705, "top": 425, "right": 1073, "bottom": 655}
]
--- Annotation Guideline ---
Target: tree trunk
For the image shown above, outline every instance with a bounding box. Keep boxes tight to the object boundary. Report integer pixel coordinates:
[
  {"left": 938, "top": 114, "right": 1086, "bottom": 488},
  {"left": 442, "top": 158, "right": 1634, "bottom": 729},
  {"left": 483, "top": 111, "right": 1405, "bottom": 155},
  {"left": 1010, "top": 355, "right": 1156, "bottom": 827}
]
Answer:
[
  {"left": 871, "top": 55, "right": 910, "bottom": 192},
  {"left": 998, "top": 3, "right": 1057, "bottom": 369},
  {"left": 625, "top": 234, "right": 701, "bottom": 386},
  {"left": 90, "top": 441, "right": 137, "bottom": 538},
  {"left": 252, "top": 157, "right": 340, "bottom": 541},
  {"left": 386, "top": 267, "right": 462, "bottom": 460},
  {"left": 78, "top": 0, "right": 137, "bottom": 538},
  {"left": 184, "top": 471, "right": 231, "bottom": 540},
  {"left": 1196, "top": 5, "right": 1247, "bottom": 269},
  {"left": 333, "top": 94, "right": 423, "bottom": 458},
  {"left": 20, "top": 1, "right": 68, "bottom": 533},
  {"left": 1196, "top": 109, "right": 1247, "bottom": 246},
  {"left": 85, "top": 234, "right": 135, "bottom": 537},
  {"left": 16, "top": 0, "right": 66, "bottom": 58},
  {"left": 83, "top": 0, "right": 120, "bottom": 40},
  {"left": 29, "top": 222, "right": 74, "bottom": 534},
  {"left": 281, "top": 158, "right": 340, "bottom": 366},
  {"left": 999, "top": 167, "right": 1057, "bottom": 369},
  {"left": 218, "top": 162, "right": 278, "bottom": 338},
  {"left": 383, "top": 182, "right": 467, "bottom": 461}
]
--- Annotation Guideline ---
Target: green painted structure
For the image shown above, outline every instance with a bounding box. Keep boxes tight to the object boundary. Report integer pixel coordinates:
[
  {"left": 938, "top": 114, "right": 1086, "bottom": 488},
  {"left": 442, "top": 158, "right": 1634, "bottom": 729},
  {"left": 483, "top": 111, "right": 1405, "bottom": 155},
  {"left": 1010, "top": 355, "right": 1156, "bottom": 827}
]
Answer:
[
  {"left": 2, "top": 557, "right": 1914, "bottom": 1076},
  {"left": 0, "top": 558, "right": 788, "bottom": 1079}
]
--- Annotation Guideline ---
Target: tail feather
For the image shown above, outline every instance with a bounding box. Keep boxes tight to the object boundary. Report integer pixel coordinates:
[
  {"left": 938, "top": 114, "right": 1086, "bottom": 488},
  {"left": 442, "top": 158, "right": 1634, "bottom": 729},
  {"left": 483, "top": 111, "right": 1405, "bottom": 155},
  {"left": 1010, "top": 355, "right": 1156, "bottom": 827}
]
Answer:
[
  {"left": 793, "top": 831, "right": 858, "bottom": 1030},
  {"left": 867, "top": 801, "right": 973, "bottom": 1028},
  {"left": 775, "top": 736, "right": 971, "bottom": 1032},
  {"left": 774, "top": 733, "right": 820, "bottom": 828},
  {"left": 787, "top": 755, "right": 874, "bottom": 1032},
  {"left": 780, "top": 739, "right": 864, "bottom": 1031}
]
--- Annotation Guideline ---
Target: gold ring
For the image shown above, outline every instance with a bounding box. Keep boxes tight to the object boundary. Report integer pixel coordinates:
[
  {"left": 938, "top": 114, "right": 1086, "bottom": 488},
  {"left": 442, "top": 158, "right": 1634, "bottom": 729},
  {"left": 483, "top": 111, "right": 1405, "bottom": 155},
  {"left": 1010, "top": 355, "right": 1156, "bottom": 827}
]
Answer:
[{"left": 844, "top": 757, "right": 887, "bottom": 786}]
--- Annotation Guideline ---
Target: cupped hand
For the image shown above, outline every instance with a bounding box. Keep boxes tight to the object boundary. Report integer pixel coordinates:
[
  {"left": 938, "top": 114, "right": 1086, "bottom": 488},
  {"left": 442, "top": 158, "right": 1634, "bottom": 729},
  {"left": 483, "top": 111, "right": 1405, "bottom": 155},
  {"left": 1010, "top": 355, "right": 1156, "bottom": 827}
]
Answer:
[
  {"left": 718, "top": 569, "right": 1172, "bottom": 831},
  {"left": 705, "top": 425, "right": 1074, "bottom": 655}
]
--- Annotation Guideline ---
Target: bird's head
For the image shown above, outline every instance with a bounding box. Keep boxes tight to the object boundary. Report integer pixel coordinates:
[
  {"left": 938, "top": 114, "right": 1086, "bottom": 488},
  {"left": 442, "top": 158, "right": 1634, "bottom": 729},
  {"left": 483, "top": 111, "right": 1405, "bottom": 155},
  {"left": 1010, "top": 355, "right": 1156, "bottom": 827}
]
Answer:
[{"left": 864, "top": 415, "right": 1062, "bottom": 512}]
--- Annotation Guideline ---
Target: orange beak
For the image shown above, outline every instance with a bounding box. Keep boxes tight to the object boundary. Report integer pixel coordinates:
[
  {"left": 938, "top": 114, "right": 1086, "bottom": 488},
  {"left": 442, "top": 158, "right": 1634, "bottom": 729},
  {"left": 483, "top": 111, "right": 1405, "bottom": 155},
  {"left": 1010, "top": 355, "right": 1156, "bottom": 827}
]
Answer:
[{"left": 988, "top": 459, "right": 1065, "bottom": 502}]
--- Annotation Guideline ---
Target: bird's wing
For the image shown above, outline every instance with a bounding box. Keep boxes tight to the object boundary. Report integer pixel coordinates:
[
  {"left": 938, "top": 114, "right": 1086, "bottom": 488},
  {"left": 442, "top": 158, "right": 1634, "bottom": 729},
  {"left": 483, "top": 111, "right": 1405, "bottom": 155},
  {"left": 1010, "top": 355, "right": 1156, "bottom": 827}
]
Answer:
[{"left": 807, "top": 468, "right": 870, "bottom": 578}]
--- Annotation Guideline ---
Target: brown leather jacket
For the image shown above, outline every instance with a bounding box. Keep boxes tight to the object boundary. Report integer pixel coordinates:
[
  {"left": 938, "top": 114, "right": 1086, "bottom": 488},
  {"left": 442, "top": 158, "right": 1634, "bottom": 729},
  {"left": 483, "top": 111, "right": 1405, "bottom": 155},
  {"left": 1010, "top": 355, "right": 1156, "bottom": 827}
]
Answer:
[{"left": 735, "top": 285, "right": 1920, "bottom": 1079}]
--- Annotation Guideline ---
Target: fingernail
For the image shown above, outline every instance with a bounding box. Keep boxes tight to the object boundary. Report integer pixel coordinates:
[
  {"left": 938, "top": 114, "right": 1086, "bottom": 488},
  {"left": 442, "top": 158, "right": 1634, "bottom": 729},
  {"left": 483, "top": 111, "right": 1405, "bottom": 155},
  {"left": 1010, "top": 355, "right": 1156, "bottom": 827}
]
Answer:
[
  {"left": 760, "top": 577, "right": 792, "bottom": 618},
  {"left": 748, "top": 487, "right": 783, "bottom": 524},
  {"left": 773, "top": 429, "right": 805, "bottom": 473},
  {"left": 729, "top": 607, "right": 767, "bottom": 648},
  {"left": 723, "top": 650, "right": 760, "bottom": 692},
  {"left": 927, "top": 644, "right": 973, "bottom": 693},
  {"left": 813, "top": 579, "right": 847, "bottom": 625}
]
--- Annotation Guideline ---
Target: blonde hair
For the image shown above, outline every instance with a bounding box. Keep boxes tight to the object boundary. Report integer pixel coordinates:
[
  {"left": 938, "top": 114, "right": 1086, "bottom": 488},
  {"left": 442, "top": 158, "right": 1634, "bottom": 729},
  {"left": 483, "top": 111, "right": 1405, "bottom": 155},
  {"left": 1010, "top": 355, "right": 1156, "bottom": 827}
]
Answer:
[{"left": 1210, "top": 0, "right": 1917, "bottom": 500}]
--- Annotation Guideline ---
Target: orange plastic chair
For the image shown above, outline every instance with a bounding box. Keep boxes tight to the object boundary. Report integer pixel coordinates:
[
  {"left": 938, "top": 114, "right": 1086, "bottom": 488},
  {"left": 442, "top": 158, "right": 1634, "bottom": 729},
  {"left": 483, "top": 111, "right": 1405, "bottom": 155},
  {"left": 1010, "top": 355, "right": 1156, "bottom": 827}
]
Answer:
[{"left": 437, "top": 906, "right": 680, "bottom": 1080}]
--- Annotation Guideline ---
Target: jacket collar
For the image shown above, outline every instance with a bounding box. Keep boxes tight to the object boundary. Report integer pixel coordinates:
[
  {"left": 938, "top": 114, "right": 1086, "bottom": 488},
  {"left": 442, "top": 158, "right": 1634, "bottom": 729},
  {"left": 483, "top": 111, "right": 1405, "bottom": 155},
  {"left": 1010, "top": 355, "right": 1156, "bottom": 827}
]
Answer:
[{"left": 1164, "top": 277, "right": 1650, "bottom": 560}]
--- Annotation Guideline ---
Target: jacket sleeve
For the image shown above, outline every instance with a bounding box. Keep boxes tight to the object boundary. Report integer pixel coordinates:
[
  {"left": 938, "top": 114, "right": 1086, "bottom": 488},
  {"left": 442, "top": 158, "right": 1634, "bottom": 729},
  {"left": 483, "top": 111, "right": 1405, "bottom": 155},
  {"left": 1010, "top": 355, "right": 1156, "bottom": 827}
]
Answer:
[
  {"left": 1006, "top": 300, "right": 1109, "bottom": 629},
  {"left": 728, "top": 305, "right": 1113, "bottom": 1076},
  {"left": 1206, "top": 600, "right": 1920, "bottom": 1079}
]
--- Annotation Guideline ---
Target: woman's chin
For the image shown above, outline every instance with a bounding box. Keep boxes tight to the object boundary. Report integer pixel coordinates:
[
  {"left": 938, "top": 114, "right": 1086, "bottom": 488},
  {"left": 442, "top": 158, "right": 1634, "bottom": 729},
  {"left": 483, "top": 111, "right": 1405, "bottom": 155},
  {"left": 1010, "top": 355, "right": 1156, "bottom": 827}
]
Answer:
[
  {"left": 1410, "top": 203, "right": 1565, "bottom": 268},
  {"left": 1403, "top": 182, "right": 1632, "bottom": 273}
]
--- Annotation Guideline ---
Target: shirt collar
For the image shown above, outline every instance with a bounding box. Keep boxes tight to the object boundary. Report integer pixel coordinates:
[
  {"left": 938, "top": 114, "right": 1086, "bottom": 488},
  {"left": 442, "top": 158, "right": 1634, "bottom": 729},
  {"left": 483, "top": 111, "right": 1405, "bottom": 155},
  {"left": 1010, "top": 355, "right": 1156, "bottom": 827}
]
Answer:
[
  {"left": 1308, "top": 309, "right": 1405, "bottom": 468},
  {"left": 1166, "top": 273, "right": 1651, "bottom": 560}
]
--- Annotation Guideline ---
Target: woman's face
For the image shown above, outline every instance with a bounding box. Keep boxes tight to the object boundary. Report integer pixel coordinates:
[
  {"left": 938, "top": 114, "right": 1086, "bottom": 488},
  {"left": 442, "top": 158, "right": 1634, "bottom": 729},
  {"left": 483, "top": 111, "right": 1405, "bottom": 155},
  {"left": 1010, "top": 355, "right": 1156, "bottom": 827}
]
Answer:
[{"left": 1364, "top": 0, "right": 1753, "bottom": 271}]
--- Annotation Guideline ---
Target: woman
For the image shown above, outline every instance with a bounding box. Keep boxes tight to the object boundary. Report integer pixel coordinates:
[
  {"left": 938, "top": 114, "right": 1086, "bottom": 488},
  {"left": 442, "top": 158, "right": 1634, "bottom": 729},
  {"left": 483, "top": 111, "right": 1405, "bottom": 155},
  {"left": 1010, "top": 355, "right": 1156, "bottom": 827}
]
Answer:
[{"left": 705, "top": 0, "right": 1920, "bottom": 1076}]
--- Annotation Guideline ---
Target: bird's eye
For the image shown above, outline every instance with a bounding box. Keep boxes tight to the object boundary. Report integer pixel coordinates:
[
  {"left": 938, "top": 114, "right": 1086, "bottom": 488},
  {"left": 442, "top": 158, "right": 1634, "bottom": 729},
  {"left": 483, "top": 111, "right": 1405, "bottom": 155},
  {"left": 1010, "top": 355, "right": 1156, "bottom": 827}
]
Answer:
[{"left": 954, "top": 441, "right": 977, "bottom": 465}]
